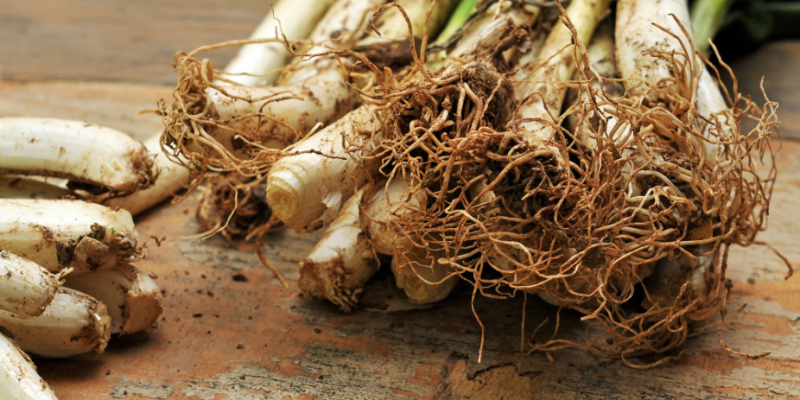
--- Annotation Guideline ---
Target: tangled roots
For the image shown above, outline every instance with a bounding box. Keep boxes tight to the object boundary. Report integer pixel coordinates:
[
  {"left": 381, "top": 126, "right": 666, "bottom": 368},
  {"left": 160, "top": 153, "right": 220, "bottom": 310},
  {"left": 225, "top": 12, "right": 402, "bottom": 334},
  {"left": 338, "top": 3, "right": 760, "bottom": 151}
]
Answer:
[
  {"left": 156, "top": 53, "right": 289, "bottom": 198},
  {"left": 195, "top": 174, "right": 273, "bottom": 241},
  {"left": 368, "top": 23, "right": 787, "bottom": 363}
]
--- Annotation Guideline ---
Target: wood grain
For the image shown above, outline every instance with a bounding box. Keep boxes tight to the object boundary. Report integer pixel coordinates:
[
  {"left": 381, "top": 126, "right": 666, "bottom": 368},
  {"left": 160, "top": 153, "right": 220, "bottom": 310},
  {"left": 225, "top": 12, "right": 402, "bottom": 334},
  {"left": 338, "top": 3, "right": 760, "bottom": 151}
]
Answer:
[
  {"left": 2, "top": 5, "right": 800, "bottom": 396},
  {"left": 722, "top": 41, "right": 800, "bottom": 141},
  {"left": 1, "top": 80, "right": 798, "bottom": 399},
  {"left": 0, "top": 80, "right": 169, "bottom": 140},
  {"left": 0, "top": 0, "right": 275, "bottom": 85}
]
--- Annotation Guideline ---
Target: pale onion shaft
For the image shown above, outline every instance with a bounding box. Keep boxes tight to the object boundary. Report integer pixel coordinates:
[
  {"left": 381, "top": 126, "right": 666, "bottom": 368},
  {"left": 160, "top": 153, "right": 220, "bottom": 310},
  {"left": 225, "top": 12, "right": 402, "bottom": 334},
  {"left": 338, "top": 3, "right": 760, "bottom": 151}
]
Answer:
[
  {"left": 361, "top": 178, "right": 427, "bottom": 256},
  {"left": 275, "top": 0, "right": 387, "bottom": 86},
  {"left": 0, "top": 251, "right": 58, "bottom": 318},
  {"left": 66, "top": 264, "right": 163, "bottom": 334},
  {"left": 223, "top": 0, "right": 337, "bottom": 86},
  {"left": 102, "top": 135, "right": 190, "bottom": 215},
  {"left": 0, "top": 118, "right": 155, "bottom": 195},
  {"left": 107, "top": 0, "right": 332, "bottom": 214},
  {"left": 616, "top": 0, "right": 693, "bottom": 100},
  {"left": 0, "top": 288, "right": 111, "bottom": 358},
  {"left": 362, "top": 179, "right": 457, "bottom": 304},
  {"left": 0, "top": 333, "right": 58, "bottom": 400},
  {"left": 445, "top": 6, "right": 539, "bottom": 66},
  {"left": 204, "top": 68, "right": 360, "bottom": 155},
  {"left": 0, "top": 177, "right": 72, "bottom": 200},
  {"left": 696, "top": 68, "right": 730, "bottom": 159},
  {"left": 0, "top": 199, "right": 137, "bottom": 274},
  {"left": 358, "top": 0, "right": 459, "bottom": 46},
  {"left": 396, "top": 5, "right": 544, "bottom": 279},
  {"left": 392, "top": 246, "right": 458, "bottom": 305},
  {"left": 268, "top": 7, "right": 531, "bottom": 233},
  {"left": 566, "top": 19, "right": 655, "bottom": 284},
  {"left": 268, "top": 106, "right": 382, "bottom": 233},
  {"left": 566, "top": 17, "right": 638, "bottom": 193},
  {"left": 617, "top": 0, "right": 720, "bottom": 296},
  {"left": 200, "top": 0, "right": 387, "bottom": 159},
  {"left": 222, "top": 0, "right": 459, "bottom": 152},
  {"left": 515, "top": 0, "right": 612, "bottom": 145},
  {"left": 467, "top": 1, "right": 609, "bottom": 300},
  {"left": 298, "top": 190, "right": 378, "bottom": 312},
  {"left": 566, "top": 18, "right": 626, "bottom": 150}
]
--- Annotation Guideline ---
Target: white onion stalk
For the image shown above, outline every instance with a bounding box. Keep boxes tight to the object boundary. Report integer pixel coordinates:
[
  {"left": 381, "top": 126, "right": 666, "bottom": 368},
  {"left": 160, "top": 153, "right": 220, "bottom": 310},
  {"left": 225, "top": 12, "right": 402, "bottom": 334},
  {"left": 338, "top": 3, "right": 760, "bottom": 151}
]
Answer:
[
  {"left": 0, "top": 333, "right": 58, "bottom": 400},
  {"left": 222, "top": 0, "right": 338, "bottom": 86},
  {"left": 361, "top": 178, "right": 458, "bottom": 303},
  {"left": 368, "top": 8, "right": 541, "bottom": 303},
  {"left": 463, "top": 0, "right": 610, "bottom": 303},
  {"left": 566, "top": 19, "right": 626, "bottom": 149},
  {"left": 267, "top": 4, "right": 525, "bottom": 233},
  {"left": 0, "top": 199, "right": 138, "bottom": 275},
  {"left": 173, "top": 0, "right": 458, "bottom": 163},
  {"left": 105, "top": 0, "right": 336, "bottom": 215},
  {"left": 696, "top": 66, "right": 730, "bottom": 159},
  {"left": 274, "top": 0, "right": 388, "bottom": 87},
  {"left": 361, "top": 178, "right": 427, "bottom": 256},
  {"left": 514, "top": 0, "right": 612, "bottom": 147},
  {"left": 0, "top": 288, "right": 111, "bottom": 358},
  {"left": 616, "top": 0, "right": 732, "bottom": 296},
  {"left": 616, "top": 0, "right": 722, "bottom": 297},
  {"left": 101, "top": 135, "right": 190, "bottom": 215},
  {"left": 616, "top": 0, "right": 693, "bottom": 100},
  {"left": 201, "top": 68, "right": 362, "bottom": 157},
  {"left": 190, "top": 0, "right": 388, "bottom": 160},
  {"left": 0, "top": 251, "right": 59, "bottom": 318},
  {"left": 532, "top": 24, "right": 657, "bottom": 307},
  {"left": 392, "top": 246, "right": 458, "bottom": 304},
  {"left": 65, "top": 264, "right": 163, "bottom": 334},
  {"left": 267, "top": 106, "right": 382, "bottom": 233},
  {"left": 0, "top": 118, "right": 155, "bottom": 196},
  {"left": 567, "top": 19, "right": 657, "bottom": 284},
  {"left": 0, "top": 177, "right": 72, "bottom": 200},
  {"left": 298, "top": 190, "right": 378, "bottom": 312}
]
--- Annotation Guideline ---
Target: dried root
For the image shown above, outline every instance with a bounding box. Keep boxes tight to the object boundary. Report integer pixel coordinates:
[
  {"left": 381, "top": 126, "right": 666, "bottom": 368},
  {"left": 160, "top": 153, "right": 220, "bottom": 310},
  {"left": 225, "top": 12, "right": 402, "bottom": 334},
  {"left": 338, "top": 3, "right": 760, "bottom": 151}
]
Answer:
[
  {"left": 195, "top": 174, "right": 273, "bottom": 241},
  {"left": 356, "top": 5, "right": 787, "bottom": 363}
]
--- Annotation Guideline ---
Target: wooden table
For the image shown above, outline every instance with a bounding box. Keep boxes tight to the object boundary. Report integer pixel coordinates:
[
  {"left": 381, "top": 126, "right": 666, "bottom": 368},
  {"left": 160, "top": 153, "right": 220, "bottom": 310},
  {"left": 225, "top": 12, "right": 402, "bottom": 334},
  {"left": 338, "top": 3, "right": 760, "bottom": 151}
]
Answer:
[{"left": 2, "top": 3, "right": 800, "bottom": 398}]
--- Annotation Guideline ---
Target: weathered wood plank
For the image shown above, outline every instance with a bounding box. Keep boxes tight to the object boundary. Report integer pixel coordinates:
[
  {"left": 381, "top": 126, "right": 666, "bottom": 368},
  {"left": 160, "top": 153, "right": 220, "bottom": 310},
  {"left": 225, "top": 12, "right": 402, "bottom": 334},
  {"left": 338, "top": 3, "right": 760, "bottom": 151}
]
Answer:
[
  {"left": 0, "top": 0, "right": 275, "bottom": 85},
  {"left": 721, "top": 41, "right": 800, "bottom": 141},
  {"left": 0, "top": 80, "right": 169, "bottom": 141}
]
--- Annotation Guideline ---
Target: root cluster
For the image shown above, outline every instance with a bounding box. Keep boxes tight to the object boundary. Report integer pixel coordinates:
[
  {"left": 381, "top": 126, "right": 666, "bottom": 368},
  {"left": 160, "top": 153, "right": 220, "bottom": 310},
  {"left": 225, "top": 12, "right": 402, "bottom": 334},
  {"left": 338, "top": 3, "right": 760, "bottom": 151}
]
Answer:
[
  {"left": 153, "top": 2, "right": 789, "bottom": 363},
  {"left": 195, "top": 174, "right": 272, "bottom": 241},
  {"left": 358, "top": 22, "right": 787, "bottom": 363}
]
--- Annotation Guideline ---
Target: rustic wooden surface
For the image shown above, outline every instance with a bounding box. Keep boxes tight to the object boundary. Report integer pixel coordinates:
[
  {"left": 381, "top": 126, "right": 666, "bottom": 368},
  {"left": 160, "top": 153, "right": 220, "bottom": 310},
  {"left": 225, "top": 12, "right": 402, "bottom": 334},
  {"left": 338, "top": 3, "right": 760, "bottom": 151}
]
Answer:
[
  {"left": 1, "top": 76, "right": 799, "bottom": 399},
  {"left": 723, "top": 41, "right": 800, "bottom": 141},
  {"left": 1, "top": 0, "right": 275, "bottom": 85},
  {"left": 2, "top": 5, "right": 800, "bottom": 397}
]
